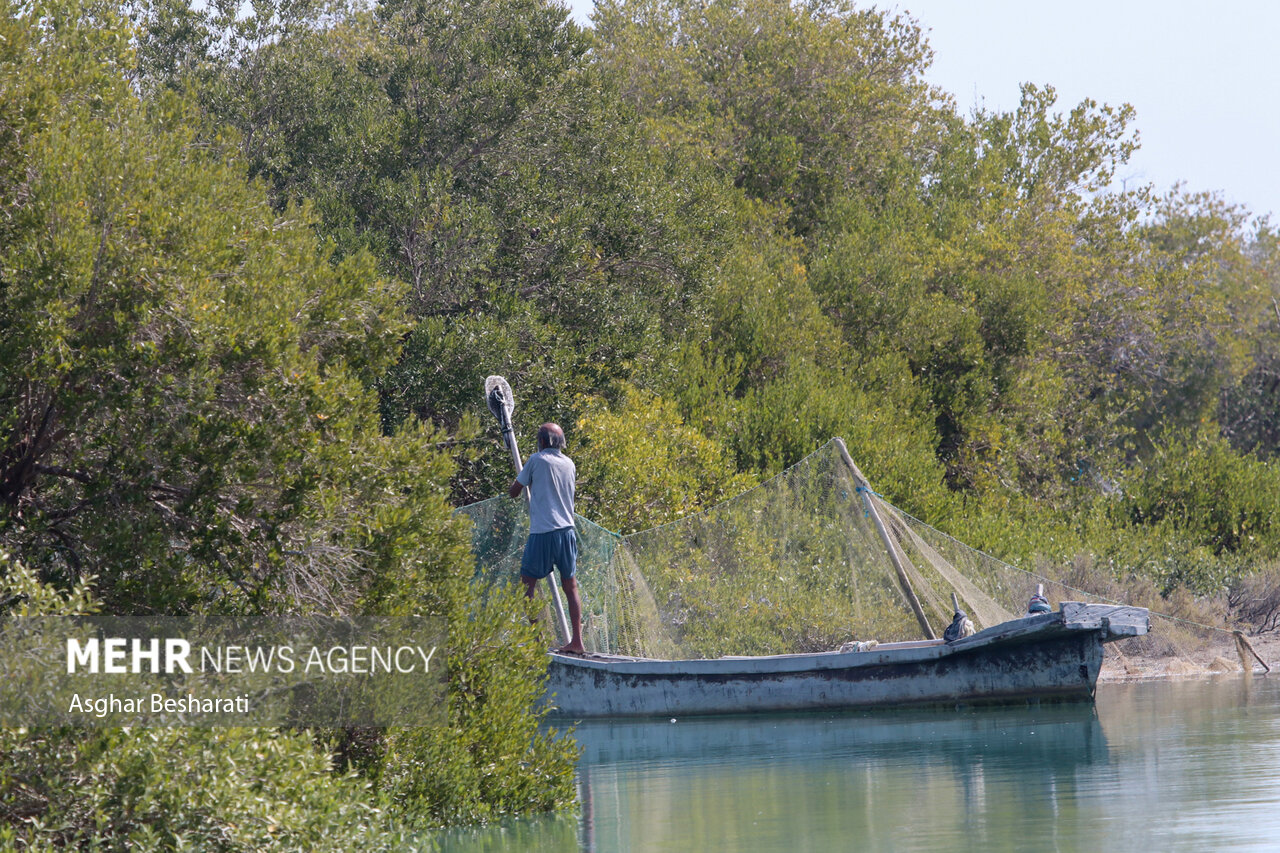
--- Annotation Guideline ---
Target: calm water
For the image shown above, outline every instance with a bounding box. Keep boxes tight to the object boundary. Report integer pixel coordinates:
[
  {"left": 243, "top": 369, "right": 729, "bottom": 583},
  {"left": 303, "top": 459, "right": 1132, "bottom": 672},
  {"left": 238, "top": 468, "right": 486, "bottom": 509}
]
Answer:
[{"left": 437, "top": 677, "right": 1280, "bottom": 852}]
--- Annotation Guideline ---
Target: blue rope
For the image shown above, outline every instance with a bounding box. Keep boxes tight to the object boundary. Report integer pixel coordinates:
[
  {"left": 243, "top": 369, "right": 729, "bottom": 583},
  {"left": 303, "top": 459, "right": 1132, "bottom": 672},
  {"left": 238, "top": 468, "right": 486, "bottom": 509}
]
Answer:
[{"left": 855, "top": 485, "right": 879, "bottom": 518}]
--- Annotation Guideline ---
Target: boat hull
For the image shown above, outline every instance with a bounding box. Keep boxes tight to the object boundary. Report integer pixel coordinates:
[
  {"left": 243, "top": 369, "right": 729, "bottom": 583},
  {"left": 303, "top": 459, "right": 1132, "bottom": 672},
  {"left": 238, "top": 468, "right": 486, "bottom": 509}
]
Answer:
[{"left": 545, "top": 603, "right": 1148, "bottom": 718}]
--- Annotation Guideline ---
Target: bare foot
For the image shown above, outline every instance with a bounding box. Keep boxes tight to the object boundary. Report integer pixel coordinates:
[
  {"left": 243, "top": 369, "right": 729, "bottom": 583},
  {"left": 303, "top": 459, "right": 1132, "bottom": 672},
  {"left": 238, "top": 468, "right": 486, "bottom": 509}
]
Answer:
[{"left": 555, "top": 643, "right": 586, "bottom": 655}]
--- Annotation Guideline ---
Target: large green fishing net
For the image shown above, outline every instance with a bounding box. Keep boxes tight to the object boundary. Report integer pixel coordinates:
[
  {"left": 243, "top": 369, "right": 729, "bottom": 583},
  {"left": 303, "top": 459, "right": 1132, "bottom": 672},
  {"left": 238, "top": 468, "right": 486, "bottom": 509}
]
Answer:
[{"left": 460, "top": 439, "right": 1248, "bottom": 671}]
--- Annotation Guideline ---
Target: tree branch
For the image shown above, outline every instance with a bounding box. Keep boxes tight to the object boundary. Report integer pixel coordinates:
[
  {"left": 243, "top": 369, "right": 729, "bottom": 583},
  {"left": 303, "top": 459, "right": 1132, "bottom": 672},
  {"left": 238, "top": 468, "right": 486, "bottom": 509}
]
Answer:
[{"left": 31, "top": 464, "right": 94, "bottom": 485}]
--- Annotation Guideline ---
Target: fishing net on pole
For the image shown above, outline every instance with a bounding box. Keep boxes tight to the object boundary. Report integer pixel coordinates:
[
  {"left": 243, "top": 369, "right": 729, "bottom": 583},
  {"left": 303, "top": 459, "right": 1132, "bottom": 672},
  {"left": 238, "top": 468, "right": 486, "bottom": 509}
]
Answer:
[
  {"left": 457, "top": 439, "right": 1258, "bottom": 674},
  {"left": 879, "top": 501, "right": 1252, "bottom": 677}
]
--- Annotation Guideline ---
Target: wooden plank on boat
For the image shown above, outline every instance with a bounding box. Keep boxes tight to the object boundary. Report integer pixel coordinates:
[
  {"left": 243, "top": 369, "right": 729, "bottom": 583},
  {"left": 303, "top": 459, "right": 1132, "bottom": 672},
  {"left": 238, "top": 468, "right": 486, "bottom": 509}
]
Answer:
[{"left": 1061, "top": 602, "right": 1149, "bottom": 638}]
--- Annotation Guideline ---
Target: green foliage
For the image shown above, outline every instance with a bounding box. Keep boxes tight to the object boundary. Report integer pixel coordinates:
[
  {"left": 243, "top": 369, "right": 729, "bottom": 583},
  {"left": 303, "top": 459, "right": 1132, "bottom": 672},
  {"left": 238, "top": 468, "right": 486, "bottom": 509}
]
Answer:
[
  {"left": 0, "top": 556, "right": 410, "bottom": 850},
  {"left": 140, "top": 0, "right": 737, "bottom": 512},
  {"left": 0, "top": 726, "right": 410, "bottom": 851},
  {"left": 379, "top": 583, "right": 578, "bottom": 827},
  {"left": 593, "top": 0, "right": 938, "bottom": 235},
  {"left": 2, "top": 0, "right": 575, "bottom": 837},
  {"left": 124, "top": 0, "right": 1280, "bottom": 592},
  {"left": 574, "top": 386, "right": 755, "bottom": 533},
  {"left": 0, "top": 0, "right": 414, "bottom": 611},
  {"left": 649, "top": 204, "right": 951, "bottom": 518},
  {"left": 0, "top": 551, "right": 99, "bottom": 726},
  {"left": 1118, "top": 430, "right": 1280, "bottom": 561}
]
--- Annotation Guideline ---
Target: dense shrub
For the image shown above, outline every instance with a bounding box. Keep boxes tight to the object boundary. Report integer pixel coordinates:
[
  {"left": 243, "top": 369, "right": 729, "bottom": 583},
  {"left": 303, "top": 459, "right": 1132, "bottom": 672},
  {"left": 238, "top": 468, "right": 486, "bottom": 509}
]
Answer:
[{"left": 1117, "top": 431, "right": 1280, "bottom": 559}]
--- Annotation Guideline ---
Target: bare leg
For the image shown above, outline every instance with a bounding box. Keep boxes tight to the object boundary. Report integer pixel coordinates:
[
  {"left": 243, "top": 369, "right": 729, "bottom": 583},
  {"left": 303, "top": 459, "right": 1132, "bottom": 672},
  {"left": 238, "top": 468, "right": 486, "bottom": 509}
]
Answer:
[{"left": 557, "top": 575, "right": 586, "bottom": 654}]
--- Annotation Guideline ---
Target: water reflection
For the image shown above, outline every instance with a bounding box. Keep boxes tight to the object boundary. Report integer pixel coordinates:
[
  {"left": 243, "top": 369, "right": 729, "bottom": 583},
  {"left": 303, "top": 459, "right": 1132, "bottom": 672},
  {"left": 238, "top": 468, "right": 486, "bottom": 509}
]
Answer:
[
  {"left": 1090, "top": 678, "right": 1280, "bottom": 853},
  {"left": 571, "top": 703, "right": 1108, "bottom": 853},
  {"left": 437, "top": 678, "right": 1280, "bottom": 852}
]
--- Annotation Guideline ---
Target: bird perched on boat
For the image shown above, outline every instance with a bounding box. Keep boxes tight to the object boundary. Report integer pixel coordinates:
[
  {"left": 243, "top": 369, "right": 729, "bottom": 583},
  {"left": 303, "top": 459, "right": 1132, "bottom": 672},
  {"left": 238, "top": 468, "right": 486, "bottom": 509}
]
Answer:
[
  {"left": 943, "top": 595, "right": 976, "bottom": 643},
  {"left": 1027, "top": 592, "right": 1052, "bottom": 615}
]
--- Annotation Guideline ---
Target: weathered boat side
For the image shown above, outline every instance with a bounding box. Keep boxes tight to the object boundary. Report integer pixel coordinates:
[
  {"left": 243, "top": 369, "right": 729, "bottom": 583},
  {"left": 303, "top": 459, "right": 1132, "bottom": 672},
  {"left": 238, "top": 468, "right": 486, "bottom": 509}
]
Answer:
[{"left": 544, "top": 603, "right": 1149, "bottom": 718}]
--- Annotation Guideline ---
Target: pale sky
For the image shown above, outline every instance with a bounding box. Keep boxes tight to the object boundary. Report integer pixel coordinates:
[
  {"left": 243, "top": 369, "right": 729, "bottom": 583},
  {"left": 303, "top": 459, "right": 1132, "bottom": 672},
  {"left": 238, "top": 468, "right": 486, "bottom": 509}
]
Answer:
[{"left": 566, "top": 0, "right": 1280, "bottom": 223}]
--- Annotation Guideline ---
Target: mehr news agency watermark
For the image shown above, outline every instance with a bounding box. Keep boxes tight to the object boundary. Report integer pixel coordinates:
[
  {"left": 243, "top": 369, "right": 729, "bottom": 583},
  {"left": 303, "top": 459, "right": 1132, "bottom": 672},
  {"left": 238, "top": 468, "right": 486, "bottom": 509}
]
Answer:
[{"left": 2, "top": 615, "right": 447, "bottom": 727}]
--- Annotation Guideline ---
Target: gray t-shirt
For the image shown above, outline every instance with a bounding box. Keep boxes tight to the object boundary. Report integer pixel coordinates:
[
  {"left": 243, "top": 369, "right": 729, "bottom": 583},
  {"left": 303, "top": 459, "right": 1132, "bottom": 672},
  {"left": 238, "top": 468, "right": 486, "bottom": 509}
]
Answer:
[{"left": 517, "top": 448, "right": 576, "bottom": 534}]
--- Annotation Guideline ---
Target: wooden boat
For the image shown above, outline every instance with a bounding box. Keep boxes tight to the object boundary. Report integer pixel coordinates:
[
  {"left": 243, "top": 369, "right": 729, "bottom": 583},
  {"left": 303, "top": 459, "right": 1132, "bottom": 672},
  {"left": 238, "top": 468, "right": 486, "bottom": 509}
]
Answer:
[{"left": 544, "top": 602, "right": 1149, "bottom": 718}]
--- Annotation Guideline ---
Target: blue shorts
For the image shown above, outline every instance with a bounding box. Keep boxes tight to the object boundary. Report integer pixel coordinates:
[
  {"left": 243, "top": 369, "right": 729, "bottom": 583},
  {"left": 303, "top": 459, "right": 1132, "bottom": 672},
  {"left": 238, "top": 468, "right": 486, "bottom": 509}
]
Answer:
[{"left": 521, "top": 527, "right": 577, "bottom": 581}]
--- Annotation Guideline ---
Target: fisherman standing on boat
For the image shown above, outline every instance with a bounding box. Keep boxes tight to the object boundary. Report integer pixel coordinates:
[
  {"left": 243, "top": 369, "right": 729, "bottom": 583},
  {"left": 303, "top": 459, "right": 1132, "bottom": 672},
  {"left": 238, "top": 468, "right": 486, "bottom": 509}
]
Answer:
[{"left": 509, "top": 422, "right": 585, "bottom": 654}]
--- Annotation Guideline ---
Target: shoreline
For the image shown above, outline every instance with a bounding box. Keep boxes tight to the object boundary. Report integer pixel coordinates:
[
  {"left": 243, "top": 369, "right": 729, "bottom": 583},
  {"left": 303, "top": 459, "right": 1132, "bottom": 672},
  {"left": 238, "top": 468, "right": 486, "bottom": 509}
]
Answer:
[{"left": 1099, "top": 628, "right": 1278, "bottom": 683}]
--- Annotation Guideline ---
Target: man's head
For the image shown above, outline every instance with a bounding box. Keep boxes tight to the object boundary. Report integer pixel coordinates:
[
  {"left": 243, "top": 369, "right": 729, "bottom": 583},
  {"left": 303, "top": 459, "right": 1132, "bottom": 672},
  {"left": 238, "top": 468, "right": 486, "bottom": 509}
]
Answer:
[{"left": 537, "top": 422, "right": 566, "bottom": 451}]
